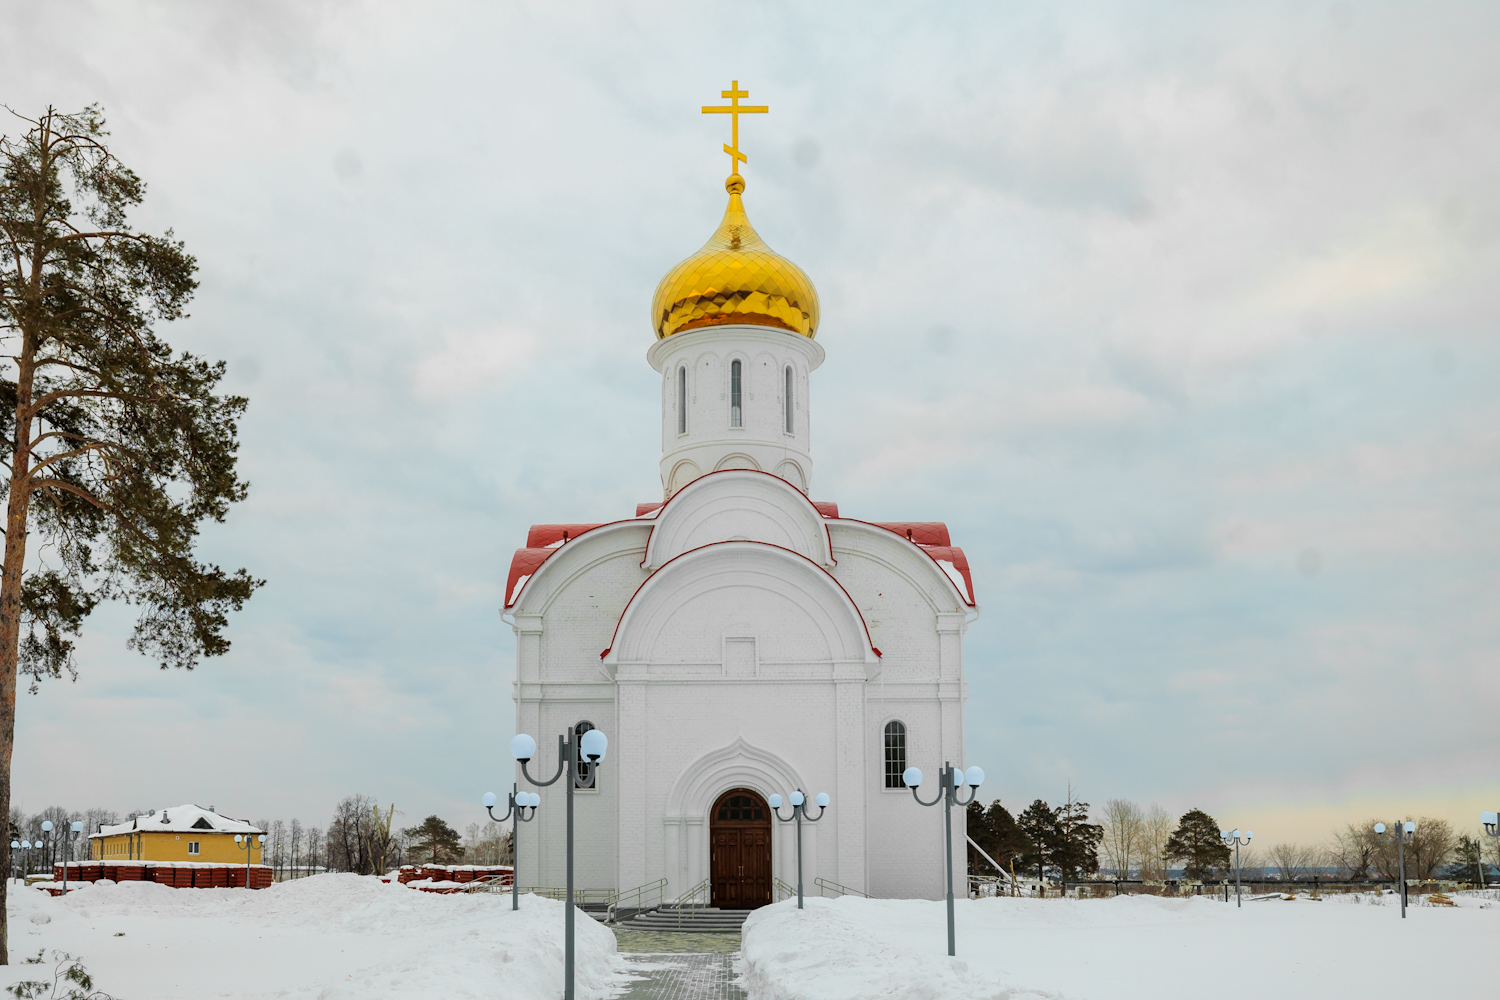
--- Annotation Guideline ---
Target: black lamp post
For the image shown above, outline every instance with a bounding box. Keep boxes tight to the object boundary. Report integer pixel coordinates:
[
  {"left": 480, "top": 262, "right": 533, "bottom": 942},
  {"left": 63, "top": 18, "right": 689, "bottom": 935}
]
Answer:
[
  {"left": 511, "top": 725, "right": 608, "bottom": 1000},
  {"left": 769, "top": 789, "right": 828, "bottom": 908},
  {"left": 904, "top": 761, "right": 984, "bottom": 957},
  {"left": 482, "top": 783, "right": 538, "bottom": 910}
]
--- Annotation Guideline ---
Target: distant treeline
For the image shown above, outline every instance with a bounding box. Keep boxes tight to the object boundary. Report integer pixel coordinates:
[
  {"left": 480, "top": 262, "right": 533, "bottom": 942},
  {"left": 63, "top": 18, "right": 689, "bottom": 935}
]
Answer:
[{"left": 967, "top": 795, "right": 1500, "bottom": 884}]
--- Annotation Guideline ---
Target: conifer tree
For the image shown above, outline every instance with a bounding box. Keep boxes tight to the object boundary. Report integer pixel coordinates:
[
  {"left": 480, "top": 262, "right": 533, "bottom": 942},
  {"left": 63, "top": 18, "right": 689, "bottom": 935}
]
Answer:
[
  {"left": 965, "top": 798, "right": 1033, "bottom": 876},
  {"left": 1051, "top": 791, "right": 1103, "bottom": 881},
  {"left": 1017, "top": 799, "right": 1060, "bottom": 881},
  {"left": 0, "top": 106, "right": 259, "bottom": 962},
  {"left": 404, "top": 815, "right": 463, "bottom": 865},
  {"left": 1165, "top": 808, "right": 1231, "bottom": 880}
]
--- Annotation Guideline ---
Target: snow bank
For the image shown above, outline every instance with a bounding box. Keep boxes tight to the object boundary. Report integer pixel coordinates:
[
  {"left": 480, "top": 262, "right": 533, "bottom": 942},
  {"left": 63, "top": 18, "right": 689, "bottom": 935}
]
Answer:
[
  {"left": 740, "top": 893, "right": 1500, "bottom": 1000},
  {"left": 4, "top": 874, "right": 627, "bottom": 1000}
]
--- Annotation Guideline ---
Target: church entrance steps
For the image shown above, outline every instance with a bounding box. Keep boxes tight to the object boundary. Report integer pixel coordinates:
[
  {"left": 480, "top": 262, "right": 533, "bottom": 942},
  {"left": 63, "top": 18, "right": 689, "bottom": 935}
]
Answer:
[{"left": 621, "top": 905, "right": 753, "bottom": 933}]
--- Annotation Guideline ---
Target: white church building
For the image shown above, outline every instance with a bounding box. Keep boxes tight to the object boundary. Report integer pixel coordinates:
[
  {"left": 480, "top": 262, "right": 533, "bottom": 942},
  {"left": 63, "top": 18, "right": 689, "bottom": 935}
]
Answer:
[{"left": 502, "top": 118, "right": 979, "bottom": 906}]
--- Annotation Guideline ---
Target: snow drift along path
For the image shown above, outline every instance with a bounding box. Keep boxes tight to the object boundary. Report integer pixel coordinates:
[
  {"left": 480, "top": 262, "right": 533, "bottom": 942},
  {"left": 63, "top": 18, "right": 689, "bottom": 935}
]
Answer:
[
  {"left": 740, "top": 893, "right": 1500, "bottom": 1000},
  {"left": 4, "top": 874, "right": 629, "bottom": 1000}
]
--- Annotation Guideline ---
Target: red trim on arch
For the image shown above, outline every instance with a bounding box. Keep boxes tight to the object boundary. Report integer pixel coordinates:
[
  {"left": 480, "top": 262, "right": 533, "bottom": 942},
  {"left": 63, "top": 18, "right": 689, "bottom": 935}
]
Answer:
[
  {"left": 637, "top": 469, "right": 836, "bottom": 572},
  {"left": 599, "top": 540, "right": 881, "bottom": 662},
  {"left": 838, "top": 519, "right": 976, "bottom": 606},
  {"left": 504, "top": 521, "right": 635, "bottom": 610}
]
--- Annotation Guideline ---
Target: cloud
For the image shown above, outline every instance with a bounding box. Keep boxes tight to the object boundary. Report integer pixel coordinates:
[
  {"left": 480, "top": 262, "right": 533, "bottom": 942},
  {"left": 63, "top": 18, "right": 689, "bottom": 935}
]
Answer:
[{"left": 413, "top": 327, "right": 540, "bottom": 399}]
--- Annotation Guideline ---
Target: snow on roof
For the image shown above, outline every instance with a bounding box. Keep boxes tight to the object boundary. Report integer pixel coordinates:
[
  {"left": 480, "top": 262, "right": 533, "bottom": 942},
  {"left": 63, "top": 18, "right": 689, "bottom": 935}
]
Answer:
[{"left": 91, "top": 804, "right": 263, "bottom": 838}]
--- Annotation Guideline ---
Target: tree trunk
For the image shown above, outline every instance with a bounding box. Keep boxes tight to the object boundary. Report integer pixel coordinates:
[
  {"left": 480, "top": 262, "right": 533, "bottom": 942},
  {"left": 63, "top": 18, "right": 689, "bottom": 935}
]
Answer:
[{"left": 0, "top": 350, "right": 35, "bottom": 965}]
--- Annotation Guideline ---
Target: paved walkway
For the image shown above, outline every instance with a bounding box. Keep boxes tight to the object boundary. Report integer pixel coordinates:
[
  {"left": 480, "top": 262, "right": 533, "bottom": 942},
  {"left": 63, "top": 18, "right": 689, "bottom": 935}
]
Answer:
[{"left": 618, "top": 953, "right": 746, "bottom": 1000}]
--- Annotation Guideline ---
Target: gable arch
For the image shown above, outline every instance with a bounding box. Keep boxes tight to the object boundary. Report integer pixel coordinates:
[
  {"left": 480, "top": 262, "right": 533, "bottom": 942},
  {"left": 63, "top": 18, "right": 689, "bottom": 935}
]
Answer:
[
  {"left": 644, "top": 469, "right": 833, "bottom": 570},
  {"left": 602, "top": 541, "right": 879, "bottom": 670}
]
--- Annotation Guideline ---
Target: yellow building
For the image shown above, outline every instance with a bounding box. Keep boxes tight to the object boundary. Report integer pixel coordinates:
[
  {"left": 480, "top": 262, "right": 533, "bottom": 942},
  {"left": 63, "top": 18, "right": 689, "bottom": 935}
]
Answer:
[{"left": 90, "top": 804, "right": 264, "bottom": 865}]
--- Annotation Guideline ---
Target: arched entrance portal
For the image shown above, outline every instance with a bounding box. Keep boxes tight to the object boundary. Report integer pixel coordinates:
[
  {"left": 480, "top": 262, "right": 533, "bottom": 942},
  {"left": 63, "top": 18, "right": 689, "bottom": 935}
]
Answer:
[{"left": 710, "top": 788, "right": 772, "bottom": 908}]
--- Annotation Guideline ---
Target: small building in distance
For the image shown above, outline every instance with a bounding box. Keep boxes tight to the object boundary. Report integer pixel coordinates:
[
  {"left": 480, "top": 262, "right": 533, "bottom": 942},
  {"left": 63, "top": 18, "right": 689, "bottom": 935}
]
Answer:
[{"left": 90, "top": 804, "right": 264, "bottom": 864}]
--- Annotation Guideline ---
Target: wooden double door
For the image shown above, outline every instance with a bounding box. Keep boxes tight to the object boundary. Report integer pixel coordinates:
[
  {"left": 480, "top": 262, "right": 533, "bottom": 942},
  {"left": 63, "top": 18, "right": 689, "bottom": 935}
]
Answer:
[{"left": 710, "top": 788, "right": 772, "bottom": 909}]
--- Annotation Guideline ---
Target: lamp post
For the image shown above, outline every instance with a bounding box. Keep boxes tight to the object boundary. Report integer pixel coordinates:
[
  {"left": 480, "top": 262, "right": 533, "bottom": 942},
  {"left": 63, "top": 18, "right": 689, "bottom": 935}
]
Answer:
[
  {"left": 769, "top": 789, "right": 829, "bottom": 909},
  {"left": 39, "top": 821, "right": 53, "bottom": 873},
  {"left": 512, "top": 725, "right": 608, "bottom": 1000},
  {"left": 234, "top": 833, "right": 263, "bottom": 887},
  {"left": 904, "top": 761, "right": 984, "bottom": 957},
  {"left": 482, "top": 784, "right": 538, "bottom": 910},
  {"left": 1479, "top": 811, "right": 1498, "bottom": 889},
  {"left": 1218, "top": 829, "right": 1253, "bottom": 907},
  {"left": 8, "top": 840, "right": 19, "bottom": 883},
  {"left": 1373, "top": 821, "right": 1415, "bottom": 918},
  {"left": 16, "top": 840, "right": 32, "bottom": 883},
  {"left": 58, "top": 822, "right": 83, "bottom": 894}
]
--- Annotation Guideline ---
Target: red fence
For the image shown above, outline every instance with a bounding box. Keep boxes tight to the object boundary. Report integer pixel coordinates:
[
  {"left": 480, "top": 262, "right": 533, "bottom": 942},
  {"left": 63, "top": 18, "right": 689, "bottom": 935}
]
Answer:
[
  {"left": 50, "top": 861, "right": 272, "bottom": 893},
  {"left": 395, "top": 864, "right": 514, "bottom": 893}
]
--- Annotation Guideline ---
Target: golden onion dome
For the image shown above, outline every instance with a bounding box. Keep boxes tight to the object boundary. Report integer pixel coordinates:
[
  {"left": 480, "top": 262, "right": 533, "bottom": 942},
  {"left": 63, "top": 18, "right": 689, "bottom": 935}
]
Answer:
[{"left": 651, "top": 175, "right": 819, "bottom": 340}]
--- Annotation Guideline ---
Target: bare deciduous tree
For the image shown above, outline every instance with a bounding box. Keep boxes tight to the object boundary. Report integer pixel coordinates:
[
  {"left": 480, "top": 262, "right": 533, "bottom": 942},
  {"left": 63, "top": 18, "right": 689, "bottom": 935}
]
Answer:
[
  {"left": 1099, "top": 799, "right": 1144, "bottom": 878},
  {"left": 1266, "top": 842, "right": 1318, "bottom": 881},
  {"left": 1138, "top": 803, "right": 1174, "bottom": 880}
]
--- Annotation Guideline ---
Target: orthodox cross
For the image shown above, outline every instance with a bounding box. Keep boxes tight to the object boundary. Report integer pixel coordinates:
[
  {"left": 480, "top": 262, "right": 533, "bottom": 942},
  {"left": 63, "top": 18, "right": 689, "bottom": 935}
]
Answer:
[{"left": 703, "top": 80, "right": 768, "bottom": 178}]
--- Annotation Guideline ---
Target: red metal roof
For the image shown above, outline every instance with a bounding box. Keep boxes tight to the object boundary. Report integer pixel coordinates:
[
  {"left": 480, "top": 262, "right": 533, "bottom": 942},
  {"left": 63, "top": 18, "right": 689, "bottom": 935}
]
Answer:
[
  {"left": 525, "top": 523, "right": 605, "bottom": 548},
  {"left": 870, "top": 522, "right": 951, "bottom": 547}
]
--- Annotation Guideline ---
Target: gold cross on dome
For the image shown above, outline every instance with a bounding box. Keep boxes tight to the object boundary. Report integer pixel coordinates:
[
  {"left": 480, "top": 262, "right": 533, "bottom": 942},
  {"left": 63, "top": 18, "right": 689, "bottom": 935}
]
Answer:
[{"left": 703, "top": 80, "right": 768, "bottom": 178}]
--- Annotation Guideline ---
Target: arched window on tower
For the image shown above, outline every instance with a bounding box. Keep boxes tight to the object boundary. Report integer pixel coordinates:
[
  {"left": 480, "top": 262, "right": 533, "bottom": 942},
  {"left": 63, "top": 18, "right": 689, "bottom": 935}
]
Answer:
[
  {"left": 883, "top": 720, "right": 906, "bottom": 788},
  {"left": 575, "top": 720, "right": 596, "bottom": 787},
  {"left": 677, "top": 366, "right": 687, "bottom": 435},
  {"left": 784, "top": 365, "right": 794, "bottom": 434},
  {"left": 730, "top": 359, "right": 743, "bottom": 428}
]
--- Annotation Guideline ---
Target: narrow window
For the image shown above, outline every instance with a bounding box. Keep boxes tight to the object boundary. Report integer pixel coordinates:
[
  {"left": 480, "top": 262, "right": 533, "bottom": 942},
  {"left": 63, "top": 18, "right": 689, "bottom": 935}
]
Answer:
[
  {"left": 188, "top": 841, "right": 200, "bottom": 855},
  {"left": 677, "top": 367, "right": 687, "bottom": 434},
  {"left": 883, "top": 721, "right": 907, "bottom": 788},
  {"left": 730, "top": 360, "right": 743, "bottom": 428},
  {"left": 574, "top": 720, "right": 596, "bottom": 786},
  {"left": 784, "top": 366, "right": 794, "bottom": 433}
]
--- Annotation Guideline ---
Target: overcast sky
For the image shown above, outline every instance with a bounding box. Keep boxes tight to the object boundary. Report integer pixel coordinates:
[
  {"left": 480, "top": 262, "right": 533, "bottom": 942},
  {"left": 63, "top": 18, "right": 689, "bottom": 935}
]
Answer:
[{"left": 1, "top": 1, "right": 1496, "bottom": 849}]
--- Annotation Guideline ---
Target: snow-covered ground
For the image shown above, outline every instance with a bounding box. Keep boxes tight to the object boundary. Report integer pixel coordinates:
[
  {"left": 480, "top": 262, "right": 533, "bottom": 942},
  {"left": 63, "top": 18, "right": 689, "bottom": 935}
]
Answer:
[
  {"left": 3, "top": 875, "right": 628, "bottom": 1000},
  {"left": 740, "top": 892, "right": 1500, "bottom": 1000}
]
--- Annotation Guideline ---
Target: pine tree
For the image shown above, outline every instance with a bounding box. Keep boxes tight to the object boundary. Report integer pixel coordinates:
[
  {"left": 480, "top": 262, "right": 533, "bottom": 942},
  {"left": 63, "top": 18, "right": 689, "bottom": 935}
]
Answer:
[
  {"left": 965, "top": 798, "right": 1033, "bottom": 876},
  {"left": 1052, "top": 792, "right": 1103, "bottom": 881},
  {"left": 404, "top": 815, "right": 463, "bottom": 865},
  {"left": 1164, "top": 809, "right": 1231, "bottom": 880},
  {"left": 0, "top": 105, "right": 259, "bottom": 963},
  {"left": 1017, "top": 799, "right": 1061, "bottom": 881}
]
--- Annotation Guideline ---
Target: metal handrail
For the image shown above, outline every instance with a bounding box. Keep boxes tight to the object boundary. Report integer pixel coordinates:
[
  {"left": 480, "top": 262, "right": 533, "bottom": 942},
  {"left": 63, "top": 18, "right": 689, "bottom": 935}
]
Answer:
[
  {"left": 671, "top": 878, "right": 711, "bottom": 927},
  {"left": 511, "top": 885, "right": 617, "bottom": 907},
  {"left": 607, "top": 878, "right": 668, "bottom": 923},
  {"left": 774, "top": 877, "right": 797, "bottom": 902},
  {"left": 814, "top": 877, "right": 869, "bottom": 898}
]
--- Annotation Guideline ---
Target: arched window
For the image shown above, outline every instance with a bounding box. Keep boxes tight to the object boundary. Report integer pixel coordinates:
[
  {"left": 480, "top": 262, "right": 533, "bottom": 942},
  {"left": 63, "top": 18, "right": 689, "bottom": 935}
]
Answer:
[
  {"left": 784, "top": 366, "right": 794, "bottom": 433},
  {"left": 677, "top": 367, "right": 687, "bottom": 435},
  {"left": 883, "top": 720, "right": 906, "bottom": 788},
  {"left": 575, "top": 720, "right": 596, "bottom": 786},
  {"left": 730, "top": 359, "right": 743, "bottom": 428}
]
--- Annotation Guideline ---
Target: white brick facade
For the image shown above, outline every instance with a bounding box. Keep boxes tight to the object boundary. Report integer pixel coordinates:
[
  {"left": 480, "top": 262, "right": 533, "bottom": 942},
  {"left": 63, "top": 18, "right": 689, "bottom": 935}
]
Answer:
[{"left": 503, "top": 323, "right": 978, "bottom": 903}]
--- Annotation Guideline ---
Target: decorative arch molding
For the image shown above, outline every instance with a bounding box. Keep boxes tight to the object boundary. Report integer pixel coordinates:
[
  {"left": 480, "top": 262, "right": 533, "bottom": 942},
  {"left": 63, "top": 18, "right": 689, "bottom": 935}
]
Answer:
[
  {"left": 667, "top": 459, "right": 702, "bottom": 496},
  {"left": 773, "top": 460, "right": 806, "bottom": 492},
  {"left": 602, "top": 541, "right": 880, "bottom": 669},
  {"left": 713, "top": 452, "right": 762, "bottom": 472},
  {"left": 663, "top": 736, "right": 807, "bottom": 822},
  {"left": 643, "top": 469, "right": 833, "bottom": 570}
]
